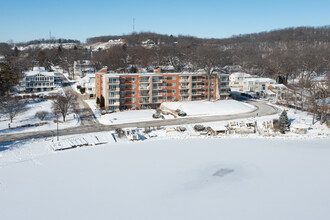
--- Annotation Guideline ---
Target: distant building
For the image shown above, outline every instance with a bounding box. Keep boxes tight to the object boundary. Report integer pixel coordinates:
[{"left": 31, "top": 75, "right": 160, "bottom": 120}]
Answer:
[
  {"left": 78, "top": 74, "right": 95, "bottom": 98},
  {"left": 229, "top": 72, "right": 252, "bottom": 90},
  {"left": 17, "top": 67, "right": 55, "bottom": 92},
  {"left": 242, "top": 78, "right": 276, "bottom": 93},
  {"left": 95, "top": 68, "right": 230, "bottom": 112},
  {"left": 73, "top": 60, "right": 95, "bottom": 78}
]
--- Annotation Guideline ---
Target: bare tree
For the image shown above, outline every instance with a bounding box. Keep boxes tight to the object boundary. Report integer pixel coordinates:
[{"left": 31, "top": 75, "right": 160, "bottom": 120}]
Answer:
[
  {"left": 35, "top": 111, "right": 48, "bottom": 121},
  {"left": 52, "top": 92, "right": 75, "bottom": 122},
  {"left": 0, "top": 96, "right": 27, "bottom": 123}
]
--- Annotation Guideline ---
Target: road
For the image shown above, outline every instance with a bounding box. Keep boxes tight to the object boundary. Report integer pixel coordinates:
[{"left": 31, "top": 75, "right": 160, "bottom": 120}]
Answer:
[
  {"left": 57, "top": 73, "right": 98, "bottom": 126},
  {"left": 0, "top": 100, "right": 279, "bottom": 143}
]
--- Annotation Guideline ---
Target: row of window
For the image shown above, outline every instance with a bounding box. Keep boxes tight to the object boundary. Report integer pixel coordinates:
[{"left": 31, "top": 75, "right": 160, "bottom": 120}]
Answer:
[
  {"left": 26, "top": 82, "right": 54, "bottom": 87},
  {"left": 26, "top": 76, "right": 54, "bottom": 81}
]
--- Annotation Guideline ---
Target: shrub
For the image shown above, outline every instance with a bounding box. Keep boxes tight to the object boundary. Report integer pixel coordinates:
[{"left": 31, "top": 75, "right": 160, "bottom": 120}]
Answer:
[{"left": 35, "top": 111, "right": 48, "bottom": 121}]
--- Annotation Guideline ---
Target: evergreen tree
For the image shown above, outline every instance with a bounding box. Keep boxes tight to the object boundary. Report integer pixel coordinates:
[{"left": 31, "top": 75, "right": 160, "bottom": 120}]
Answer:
[
  {"left": 100, "top": 95, "right": 105, "bottom": 108},
  {"left": 279, "top": 110, "right": 289, "bottom": 133}
]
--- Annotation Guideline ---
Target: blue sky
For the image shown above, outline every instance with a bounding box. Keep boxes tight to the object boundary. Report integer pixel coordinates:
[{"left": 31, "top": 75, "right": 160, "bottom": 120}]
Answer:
[{"left": 1, "top": 0, "right": 329, "bottom": 43}]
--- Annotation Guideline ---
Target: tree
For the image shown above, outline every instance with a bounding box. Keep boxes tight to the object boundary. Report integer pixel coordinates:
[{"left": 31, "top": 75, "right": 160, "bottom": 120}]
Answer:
[
  {"left": 52, "top": 92, "right": 75, "bottom": 122},
  {"left": 100, "top": 95, "right": 105, "bottom": 108},
  {"left": 0, "top": 62, "right": 22, "bottom": 97},
  {"left": 35, "top": 111, "right": 48, "bottom": 121},
  {"left": 279, "top": 110, "right": 289, "bottom": 133},
  {"left": 0, "top": 96, "right": 27, "bottom": 123}
]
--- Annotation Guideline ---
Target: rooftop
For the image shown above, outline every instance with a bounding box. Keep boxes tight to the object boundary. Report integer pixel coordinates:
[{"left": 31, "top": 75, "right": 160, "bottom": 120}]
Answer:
[
  {"left": 24, "top": 67, "right": 54, "bottom": 77},
  {"left": 245, "top": 77, "right": 275, "bottom": 83},
  {"left": 230, "top": 72, "right": 252, "bottom": 78}
]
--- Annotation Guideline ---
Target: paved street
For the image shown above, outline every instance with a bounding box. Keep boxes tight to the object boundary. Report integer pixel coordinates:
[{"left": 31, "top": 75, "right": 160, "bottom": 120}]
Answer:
[
  {"left": 0, "top": 99, "right": 279, "bottom": 143},
  {"left": 57, "top": 73, "right": 98, "bottom": 126}
]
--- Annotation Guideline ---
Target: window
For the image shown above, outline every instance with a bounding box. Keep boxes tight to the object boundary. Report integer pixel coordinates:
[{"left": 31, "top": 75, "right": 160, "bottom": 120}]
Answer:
[
  {"left": 120, "top": 98, "right": 125, "bottom": 103},
  {"left": 120, "top": 91, "right": 126, "bottom": 96},
  {"left": 109, "top": 99, "right": 116, "bottom": 104},
  {"left": 109, "top": 92, "right": 117, "bottom": 97}
]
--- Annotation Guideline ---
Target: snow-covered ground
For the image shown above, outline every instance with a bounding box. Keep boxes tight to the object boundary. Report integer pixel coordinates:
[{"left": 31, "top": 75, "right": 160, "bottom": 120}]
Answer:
[
  {"left": 162, "top": 100, "right": 256, "bottom": 115},
  {"left": 0, "top": 99, "right": 79, "bottom": 134},
  {"left": 0, "top": 135, "right": 329, "bottom": 220},
  {"left": 96, "top": 100, "right": 256, "bottom": 125}
]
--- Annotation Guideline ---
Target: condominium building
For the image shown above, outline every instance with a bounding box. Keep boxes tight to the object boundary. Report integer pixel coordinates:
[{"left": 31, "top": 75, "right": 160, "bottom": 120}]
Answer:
[{"left": 95, "top": 68, "right": 230, "bottom": 112}]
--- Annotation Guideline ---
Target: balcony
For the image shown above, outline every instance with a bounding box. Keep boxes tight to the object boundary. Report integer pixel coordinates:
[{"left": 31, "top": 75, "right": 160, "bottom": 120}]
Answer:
[
  {"left": 192, "top": 85, "right": 201, "bottom": 89},
  {"left": 191, "top": 78, "right": 202, "bottom": 82},
  {"left": 139, "top": 100, "right": 149, "bottom": 104},
  {"left": 139, "top": 86, "right": 149, "bottom": 90},
  {"left": 108, "top": 102, "right": 120, "bottom": 106},
  {"left": 109, "top": 87, "right": 120, "bottom": 92},
  {"left": 180, "top": 93, "right": 189, "bottom": 96},
  {"left": 152, "top": 92, "right": 162, "bottom": 97},
  {"left": 179, "top": 78, "right": 189, "bottom": 83},
  {"left": 108, "top": 80, "right": 119, "bottom": 85},
  {"left": 152, "top": 86, "right": 163, "bottom": 90},
  {"left": 140, "top": 93, "right": 150, "bottom": 97},
  {"left": 109, "top": 95, "right": 120, "bottom": 99}
]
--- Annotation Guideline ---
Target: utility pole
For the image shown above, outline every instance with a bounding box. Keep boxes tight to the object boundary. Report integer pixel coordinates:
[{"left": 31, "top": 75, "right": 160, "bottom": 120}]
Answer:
[{"left": 56, "top": 113, "right": 59, "bottom": 141}]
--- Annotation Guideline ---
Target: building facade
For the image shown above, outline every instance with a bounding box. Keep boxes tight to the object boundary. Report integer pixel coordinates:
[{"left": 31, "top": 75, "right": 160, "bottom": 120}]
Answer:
[
  {"left": 73, "top": 60, "right": 95, "bottom": 78},
  {"left": 95, "top": 68, "right": 230, "bottom": 111},
  {"left": 17, "top": 67, "right": 55, "bottom": 92},
  {"left": 242, "top": 78, "right": 276, "bottom": 93},
  {"left": 79, "top": 74, "right": 96, "bottom": 98},
  {"left": 229, "top": 72, "right": 252, "bottom": 90}
]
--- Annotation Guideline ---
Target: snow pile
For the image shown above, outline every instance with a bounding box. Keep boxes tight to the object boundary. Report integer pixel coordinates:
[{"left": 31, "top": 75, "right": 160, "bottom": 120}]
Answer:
[
  {"left": 162, "top": 100, "right": 256, "bottom": 116},
  {"left": 99, "top": 110, "right": 157, "bottom": 125}
]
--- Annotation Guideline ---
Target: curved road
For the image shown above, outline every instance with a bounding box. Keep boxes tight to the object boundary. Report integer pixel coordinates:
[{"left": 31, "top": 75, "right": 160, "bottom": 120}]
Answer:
[{"left": 0, "top": 100, "right": 279, "bottom": 143}]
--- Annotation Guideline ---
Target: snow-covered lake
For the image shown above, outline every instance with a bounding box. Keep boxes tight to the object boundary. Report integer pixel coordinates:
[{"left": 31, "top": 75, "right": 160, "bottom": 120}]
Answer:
[{"left": 0, "top": 137, "right": 329, "bottom": 220}]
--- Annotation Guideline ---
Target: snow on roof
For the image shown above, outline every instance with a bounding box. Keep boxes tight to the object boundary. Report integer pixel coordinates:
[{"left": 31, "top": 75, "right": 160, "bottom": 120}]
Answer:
[
  {"left": 245, "top": 77, "right": 275, "bottom": 83},
  {"left": 100, "top": 72, "right": 228, "bottom": 77},
  {"left": 204, "top": 123, "right": 228, "bottom": 131},
  {"left": 24, "top": 67, "right": 54, "bottom": 77},
  {"left": 230, "top": 72, "right": 252, "bottom": 78}
]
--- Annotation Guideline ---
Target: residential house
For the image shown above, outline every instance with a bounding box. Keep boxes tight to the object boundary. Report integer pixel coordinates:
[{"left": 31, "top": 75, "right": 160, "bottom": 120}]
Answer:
[
  {"left": 79, "top": 74, "right": 96, "bottom": 98},
  {"left": 229, "top": 72, "right": 252, "bottom": 90},
  {"left": 73, "top": 60, "right": 95, "bottom": 78},
  {"left": 17, "top": 67, "right": 55, "bottom": 92},
  {"left": 242, "top": 78, "right": 276, "bottom": 94}
]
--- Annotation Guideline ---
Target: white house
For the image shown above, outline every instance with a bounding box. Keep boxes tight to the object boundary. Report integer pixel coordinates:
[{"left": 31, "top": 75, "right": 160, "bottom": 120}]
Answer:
[
  {"left": 18, "top": 67, "right": 55, "bottom": 92},
  {"left": 242, "top": 78, "right": 276, "bottom": 93},
  {"left": 78, "top": 74, "right": 95, "bottom": 98},
  {"left": 73, "top": 60, "right": 95, "bottom": 78},
  {"left": 229, "top": 72, "right": 252, "bottom": 90}
]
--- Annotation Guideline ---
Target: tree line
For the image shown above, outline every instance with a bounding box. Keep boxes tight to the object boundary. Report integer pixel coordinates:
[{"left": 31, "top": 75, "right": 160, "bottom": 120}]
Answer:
[{"left": 1, "top": 26, "right": 330, "bottom": 97}]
